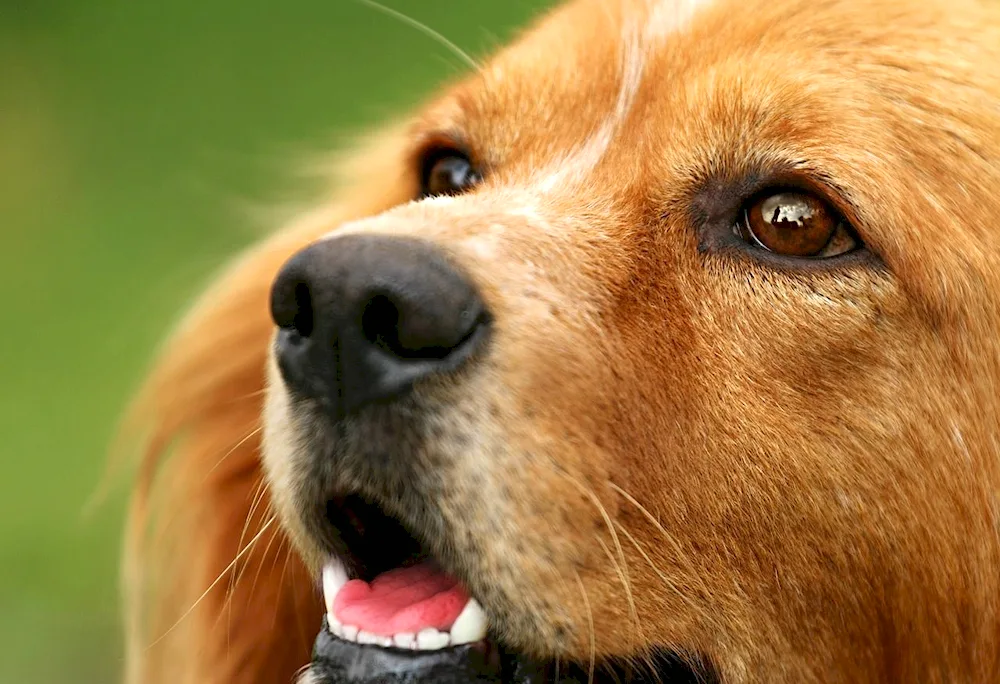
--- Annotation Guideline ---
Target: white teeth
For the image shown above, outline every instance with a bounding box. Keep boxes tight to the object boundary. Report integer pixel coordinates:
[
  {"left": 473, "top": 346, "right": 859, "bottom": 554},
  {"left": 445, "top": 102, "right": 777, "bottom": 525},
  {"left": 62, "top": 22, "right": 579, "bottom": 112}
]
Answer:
[
  {"left": 357, "top": 630, "right": 380, "bottom": 645},
  {"left": 321, "top": 561, "right": 349, "bottom": 615},
  {"left": 392, "top": 632, "right": 415, "bottom": 649},
  {"left": 324, "top": 598, "right": 488, "bottom": 651},
  {"left": 448, "top": 599, "right": 488, "bottom": 645},
  {"left": 326, "top": 611, "right": 343, "bottom": 640},
  {"left": 416, "top": 628, "right": 450, "bottom": 650}
]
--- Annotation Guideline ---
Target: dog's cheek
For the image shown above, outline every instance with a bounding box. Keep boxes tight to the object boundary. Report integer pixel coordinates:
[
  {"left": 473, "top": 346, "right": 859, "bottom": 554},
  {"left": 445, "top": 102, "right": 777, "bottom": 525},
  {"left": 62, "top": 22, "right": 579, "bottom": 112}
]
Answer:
[
  {"left": 620, "top": 263, "right": 952, "bottom": 658},
  {"left": 577, "top": 240, "right": 934, "bottom": 648},
  {"left": 440, "top": 218, "right": 707, "bottom": 657},
  {"left": 423, "top": 363, "right": 622, "bottom": 657}
]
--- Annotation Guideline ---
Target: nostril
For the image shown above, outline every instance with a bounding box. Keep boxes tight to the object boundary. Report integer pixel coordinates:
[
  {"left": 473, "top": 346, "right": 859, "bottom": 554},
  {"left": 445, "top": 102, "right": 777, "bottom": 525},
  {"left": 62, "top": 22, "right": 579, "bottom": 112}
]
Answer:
[
  {"left": 360, "top": 291, "right": 486, "bottom": 361},
  {"left": 270, "top": 269, "right": 315, "bottom": 339},
  {"left": 360, "top": 294, "right": 401, "bottom": 355},
  {"left": 292, "top": 282, "right": 314, "bottom": 338}
]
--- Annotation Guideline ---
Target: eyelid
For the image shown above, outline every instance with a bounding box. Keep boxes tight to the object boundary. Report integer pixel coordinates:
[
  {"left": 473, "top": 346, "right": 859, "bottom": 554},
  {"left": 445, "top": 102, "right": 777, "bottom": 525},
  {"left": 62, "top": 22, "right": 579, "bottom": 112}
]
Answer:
[{"left": 412, "top": 131, "right": 475, "bottom": 170}]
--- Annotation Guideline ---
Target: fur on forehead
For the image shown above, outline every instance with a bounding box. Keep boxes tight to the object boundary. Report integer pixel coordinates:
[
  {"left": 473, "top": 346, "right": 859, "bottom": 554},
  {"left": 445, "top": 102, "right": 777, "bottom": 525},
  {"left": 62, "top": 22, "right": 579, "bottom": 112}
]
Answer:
[{"left": 418, "top": 0, "right": 1000, "bottom": 318}]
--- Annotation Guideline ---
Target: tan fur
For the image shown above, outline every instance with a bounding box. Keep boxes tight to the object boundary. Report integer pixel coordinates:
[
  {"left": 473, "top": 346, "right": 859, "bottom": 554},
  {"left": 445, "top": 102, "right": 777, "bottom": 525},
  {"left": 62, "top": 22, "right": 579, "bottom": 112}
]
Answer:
[{"left": 122, "top": 0, "right": 1000, "bottom": 682}]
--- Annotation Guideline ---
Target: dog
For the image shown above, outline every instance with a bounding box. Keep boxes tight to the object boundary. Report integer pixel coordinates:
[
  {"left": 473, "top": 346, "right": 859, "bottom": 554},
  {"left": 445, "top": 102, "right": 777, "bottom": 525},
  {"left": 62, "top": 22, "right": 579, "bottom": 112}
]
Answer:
[{"left": 120, "top": 0, "right": 1000, "bottom": 681}]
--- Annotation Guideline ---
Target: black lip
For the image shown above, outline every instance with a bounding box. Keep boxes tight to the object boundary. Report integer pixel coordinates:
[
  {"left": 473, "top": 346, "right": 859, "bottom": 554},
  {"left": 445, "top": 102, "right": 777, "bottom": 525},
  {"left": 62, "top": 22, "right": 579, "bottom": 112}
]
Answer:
[
  {"left": 311, "top": 621, "right": 505, "bottom": 683},
  {"left": 309, "top": 619, "right": 715, "bottom": 684}
]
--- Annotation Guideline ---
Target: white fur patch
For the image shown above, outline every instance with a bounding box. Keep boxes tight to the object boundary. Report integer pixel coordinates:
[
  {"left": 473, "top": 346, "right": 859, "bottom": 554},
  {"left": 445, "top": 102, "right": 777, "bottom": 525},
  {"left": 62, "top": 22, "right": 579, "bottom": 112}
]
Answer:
[
  {"left": 536, "top": 0, "right": 716, "bottom": 192},
  {"left": 295, "top": 670, "right": 320, "bottom": 684},
  {"left": 462, "top": 222, "right": 509, "bottom": 260},
  {"left": 644, "top": 0, "right": 716, "bottom": 43},
  {"left": 317, "top": 196, "right": 457, "bottom": 242}
]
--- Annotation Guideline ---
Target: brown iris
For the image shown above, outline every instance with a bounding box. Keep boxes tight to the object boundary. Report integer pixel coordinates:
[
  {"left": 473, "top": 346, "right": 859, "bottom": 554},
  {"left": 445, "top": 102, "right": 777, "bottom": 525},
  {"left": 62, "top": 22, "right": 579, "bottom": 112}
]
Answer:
[
  {"left": 421, "top": 151, "right": 481, "bottom": 198},
  {"left": 737, "top": 190, "right": 858, "bottom": 258}
]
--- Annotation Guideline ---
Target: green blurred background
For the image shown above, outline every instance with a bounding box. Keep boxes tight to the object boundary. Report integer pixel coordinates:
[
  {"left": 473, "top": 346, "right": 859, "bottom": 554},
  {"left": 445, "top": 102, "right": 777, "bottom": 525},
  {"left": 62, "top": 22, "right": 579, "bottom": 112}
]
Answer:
[{"left": 0, "top": 2, "right": 550, "bottom": 681}]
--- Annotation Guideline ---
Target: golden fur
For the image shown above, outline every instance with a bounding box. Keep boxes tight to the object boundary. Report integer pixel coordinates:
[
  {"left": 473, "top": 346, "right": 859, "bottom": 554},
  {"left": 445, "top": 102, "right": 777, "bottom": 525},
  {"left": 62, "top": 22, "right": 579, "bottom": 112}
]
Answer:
[{"left": 122, "top": 0, "right": 1000, "bottom": 681}]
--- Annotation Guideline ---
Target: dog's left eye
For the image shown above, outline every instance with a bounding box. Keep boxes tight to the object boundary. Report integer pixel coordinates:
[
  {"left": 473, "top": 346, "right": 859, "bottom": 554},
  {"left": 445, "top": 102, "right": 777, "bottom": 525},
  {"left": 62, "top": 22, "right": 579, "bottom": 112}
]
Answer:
[
  {"left": 420, "top": 150, "right": 481, "bottom": 198},
  {"left": 735, "top": 190, "right": 859, "bottom": 258}
]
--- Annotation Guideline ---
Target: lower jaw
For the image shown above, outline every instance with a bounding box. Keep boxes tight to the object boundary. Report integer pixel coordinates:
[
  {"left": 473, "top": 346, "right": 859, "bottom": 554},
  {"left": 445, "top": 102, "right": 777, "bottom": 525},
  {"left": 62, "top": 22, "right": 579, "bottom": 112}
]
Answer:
[
  {"left": 309, "top": 619, "right": 711, "bottom": 684},
  {"left": 310, "top": 620, "right": 511, "bottom": 683},
  {"left": 311, "top": 497, "right": 712, "bottom": 683}
]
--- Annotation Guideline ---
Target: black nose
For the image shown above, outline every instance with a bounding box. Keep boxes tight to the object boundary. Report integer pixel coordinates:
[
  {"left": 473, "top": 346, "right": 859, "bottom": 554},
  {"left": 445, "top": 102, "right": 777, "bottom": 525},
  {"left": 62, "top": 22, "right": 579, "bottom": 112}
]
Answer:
[{"left": 269, "top": 234, "right": 489, "bottom": 417}]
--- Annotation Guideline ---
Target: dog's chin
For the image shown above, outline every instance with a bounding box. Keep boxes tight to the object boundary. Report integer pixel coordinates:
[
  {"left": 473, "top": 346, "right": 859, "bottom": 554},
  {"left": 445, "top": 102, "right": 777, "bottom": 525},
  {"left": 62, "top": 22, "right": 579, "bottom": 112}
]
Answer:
[
  {"left": 307, "top": 626, "right": 706, "bottom": 683},
  {"left": 289, "top": 490, "right": 715, "bottom": 684}
]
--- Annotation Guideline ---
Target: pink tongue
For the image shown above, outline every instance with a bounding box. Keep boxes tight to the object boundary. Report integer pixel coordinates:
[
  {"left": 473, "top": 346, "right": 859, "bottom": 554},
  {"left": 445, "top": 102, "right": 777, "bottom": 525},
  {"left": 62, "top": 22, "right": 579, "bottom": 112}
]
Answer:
[{"left": 332, "top": 563, "right": 469, "bottom": 636}]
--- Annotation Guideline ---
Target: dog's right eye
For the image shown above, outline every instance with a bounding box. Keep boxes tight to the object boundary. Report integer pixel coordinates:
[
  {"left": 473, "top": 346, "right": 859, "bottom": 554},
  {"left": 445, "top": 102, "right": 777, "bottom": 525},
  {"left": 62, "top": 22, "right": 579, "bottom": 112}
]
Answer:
[
  {"left": 735, "top": 189, "right": 860, "bottom": 259},
  {"left": 420, "top": 149, "right": 481, "bottom": 198}
]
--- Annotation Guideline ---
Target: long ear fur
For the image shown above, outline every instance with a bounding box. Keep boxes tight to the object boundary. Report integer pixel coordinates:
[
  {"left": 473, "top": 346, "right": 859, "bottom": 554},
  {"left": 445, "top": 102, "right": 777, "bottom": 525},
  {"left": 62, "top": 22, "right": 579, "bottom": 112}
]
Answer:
[{"left": 121, "top": 125, "right": 413, "bottom": 684}]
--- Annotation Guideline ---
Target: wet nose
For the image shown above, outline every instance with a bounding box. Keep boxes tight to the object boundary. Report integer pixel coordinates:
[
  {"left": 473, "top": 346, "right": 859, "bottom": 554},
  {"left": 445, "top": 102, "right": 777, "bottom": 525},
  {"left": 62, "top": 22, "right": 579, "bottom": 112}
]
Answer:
[{"left": 269, "top": 234, "right": 489, "bottom": 417}]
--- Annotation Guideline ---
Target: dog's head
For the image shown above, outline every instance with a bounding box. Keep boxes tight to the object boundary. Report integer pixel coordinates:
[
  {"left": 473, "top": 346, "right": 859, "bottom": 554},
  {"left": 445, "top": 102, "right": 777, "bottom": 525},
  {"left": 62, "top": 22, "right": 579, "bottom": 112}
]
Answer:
[{"left": 213, "top": 0, "right": 1000, "bottom": 681}]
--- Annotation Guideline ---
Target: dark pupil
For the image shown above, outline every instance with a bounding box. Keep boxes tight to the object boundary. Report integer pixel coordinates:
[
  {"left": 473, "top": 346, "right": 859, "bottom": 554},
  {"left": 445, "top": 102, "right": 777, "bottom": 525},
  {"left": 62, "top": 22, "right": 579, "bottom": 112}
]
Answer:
[{"left": 428, "top": 156, "right": 473, "bottom": 196}]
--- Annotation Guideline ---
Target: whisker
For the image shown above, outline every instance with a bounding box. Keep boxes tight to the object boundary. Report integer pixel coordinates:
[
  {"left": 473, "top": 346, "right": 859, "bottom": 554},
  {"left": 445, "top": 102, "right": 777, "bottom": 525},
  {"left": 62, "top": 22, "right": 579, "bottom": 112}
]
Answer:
[
  {"left": 612, "top": 520, "right": 702, "bottom": 615},
  {"left": 145, "top": 515, "right": 277, "bottom": 650},
  {"left": 235, "top": 387, "right": 269, "bottom": 401},
  {"left": 272, "top": 536, "right": 295, "bottom": 633},
  {"left": 608, "top": 481, "right": 709, "bottom": 599},
  {"left": 202, "top": 502, "right": 274, "bottom": 642},
  {"left": 240, "top": 480, "right": 271, "bottom": 568},
  {"left": 596, "top": 535, "right": 644, "bottom": 646},
  {"left": 559, "top": 472, "right": 641, "bottom": 642},
  {"left": 354, "top": 0, "right": 480, "bottom": 71},
  {"left": 251, "top": 531, "right": 290, "bottom": 635},
  {"left": 286, "top": 540, "right": 318, "bottom": 657},
  {"left": 248, "top": 508, "right": 284, "bottom": 600},
  {"left": 223, "top": 477, "right": 270, "bottom": 639},
  {"left": 205, "top": 425, "right": 262, "bottom": 477},
  {"left": 573, "top": 570, "right": 596, "bottom": 684}
]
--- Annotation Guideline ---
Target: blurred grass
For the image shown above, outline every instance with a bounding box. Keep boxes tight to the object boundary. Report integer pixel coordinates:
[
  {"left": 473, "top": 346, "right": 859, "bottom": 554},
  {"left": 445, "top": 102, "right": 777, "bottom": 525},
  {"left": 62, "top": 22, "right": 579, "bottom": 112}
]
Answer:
[{"left": 0, "top": 2, "right": 548, "bottom": 681}]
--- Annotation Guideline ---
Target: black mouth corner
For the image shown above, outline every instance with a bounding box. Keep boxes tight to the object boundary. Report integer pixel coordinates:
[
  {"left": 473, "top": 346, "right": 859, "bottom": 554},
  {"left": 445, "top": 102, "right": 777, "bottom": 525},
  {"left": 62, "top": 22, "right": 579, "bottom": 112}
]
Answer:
[{"left": 314, "top": 497, "right": 717, "bottom": 684}]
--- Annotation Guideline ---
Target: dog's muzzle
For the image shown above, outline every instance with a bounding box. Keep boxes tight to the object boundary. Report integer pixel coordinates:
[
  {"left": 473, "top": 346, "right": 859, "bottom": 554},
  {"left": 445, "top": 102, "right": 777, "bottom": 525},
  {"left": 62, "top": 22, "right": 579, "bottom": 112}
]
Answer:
[{"left": 269, "top": 235, "right": 712, "bottom": 683}]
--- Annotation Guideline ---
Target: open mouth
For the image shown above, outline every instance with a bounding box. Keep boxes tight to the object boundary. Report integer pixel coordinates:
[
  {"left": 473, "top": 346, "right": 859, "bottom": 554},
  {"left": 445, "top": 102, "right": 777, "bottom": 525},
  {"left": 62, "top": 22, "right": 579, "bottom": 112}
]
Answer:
[
  {"left": 321, "top": 551, "right": 486, "bottom": 651},
  {"left": 308, "top": 495, "right": 714, "bottom": 684},
  {"left": 321, "top": 493, "right": 484, "bottom": 646}
]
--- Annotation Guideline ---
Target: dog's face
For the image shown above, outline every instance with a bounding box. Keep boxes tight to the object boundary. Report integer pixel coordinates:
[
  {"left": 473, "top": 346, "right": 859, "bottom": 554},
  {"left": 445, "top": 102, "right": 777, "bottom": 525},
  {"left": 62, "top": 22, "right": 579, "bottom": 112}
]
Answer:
[{"left": 260, "top": 0, "right": 1000, "bottom": 681}]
